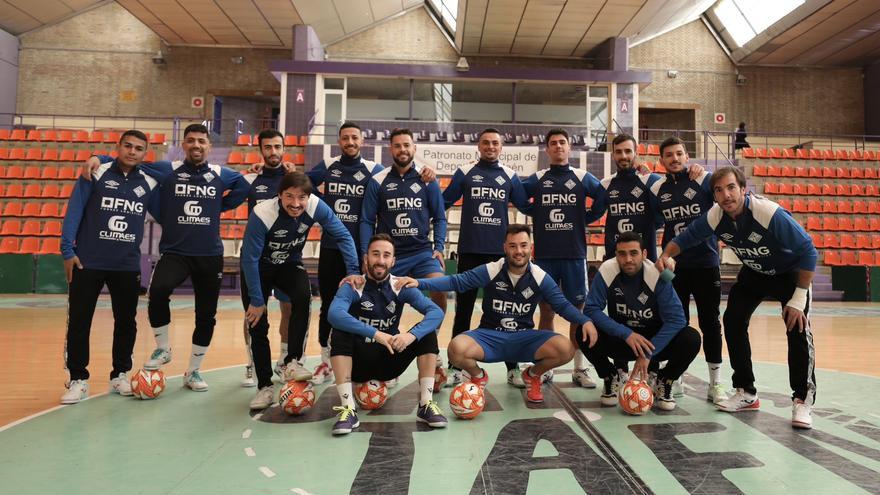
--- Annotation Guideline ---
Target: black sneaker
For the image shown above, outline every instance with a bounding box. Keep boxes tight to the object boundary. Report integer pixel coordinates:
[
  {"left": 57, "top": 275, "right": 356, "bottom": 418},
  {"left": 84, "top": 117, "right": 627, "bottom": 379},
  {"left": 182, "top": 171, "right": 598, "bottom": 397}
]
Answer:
[{"left": 654, "top": 379, "right": 676, "bottom": 411}]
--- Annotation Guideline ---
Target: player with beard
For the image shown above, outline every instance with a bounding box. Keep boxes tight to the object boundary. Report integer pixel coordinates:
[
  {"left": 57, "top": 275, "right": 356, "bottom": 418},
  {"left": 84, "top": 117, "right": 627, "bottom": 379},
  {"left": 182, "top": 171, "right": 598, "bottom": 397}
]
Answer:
[
  {"left": 241, "top": 172, "right": 360, "bottom": 410},
  {"left": 240, "top": 129, "right": 294, "bottom": 387},
  {"left": 327, "top": 234, "right": 446, "bottom": 435},
  {"left": 396, "top": 224, "right": 597, "bottom": 403}
]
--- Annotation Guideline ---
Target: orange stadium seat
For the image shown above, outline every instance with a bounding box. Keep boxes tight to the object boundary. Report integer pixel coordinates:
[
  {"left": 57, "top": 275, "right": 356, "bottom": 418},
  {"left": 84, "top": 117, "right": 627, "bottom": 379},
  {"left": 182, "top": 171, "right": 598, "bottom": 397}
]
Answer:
[
  {"left": 0, "top": 220, "right": 21, "bottom": 235},
  {"left": 88, "top": 131, "right": 104, "bottom": 143},
  {"left": 9, "top": 129, "right": 26, "bottom": 141},
  {"left": 3, "top": 201, "right": 22, "bottom": 216},
  {"left": 821, "top": 167, "right": 835, "bottom": 178},
  {"left": 18, "top": 237, "right": 40, "bottom": 254},
  {"left": 637, "top": 143, "right": 646, "bottom": 155},
  {"left": 870, "top": 202, "right": 880, "bottom": 214},
  {"left": 57, "top": 167, "right": 76, "bottom": 180},
  {"left": 294, "top": 154, "right": 305, "bottom": 166},
  {"left": 780, "top": 165, "right": 795, "bottom": 177},
  {"left": 837, "top": 200, "right": 852, "bottom": 213},
  {"left": 852, "top": 200, "right": 867, "bottom": 214},
  {"left": 810, "top": 233, "right": 823, "bottom": 248},
  {"left": 22, "top": 202, "right": 41, "bottom": 217},
  {"left": 145, "top": 150, "right": 156, "bottom": 162},
  {"left": 9, "top": 148, "right": 26, "bottom": 160},
  {"left": 234, "top": 204, "right": 248, "bottom": 220},
  {"left": 792, "top": 199, "right": 807, "bottom": 212},
  {"left": 821, "top": 184, "right": 835, "bottom": 196},
  {"left": 39, "top": 202, "right": 60, "bottom": 218},
  {"left": 6, "top": 165, "right": 23, "bottom": 178},
  {"left": 782, "top": 149, "right": 796, "bottom": 159},
  {"left": 0, "top": 129, "right": 9, "bottom": 140},
  {"left": 765, "top": 165, "right": 780, "bottom": 176},
  {"left": 226, "top": 151, "right": 243, "bottom": 165},
  {"left": 220, "top": 210, "right": 234, "bottom": 220},
  {"left": 840, "top": 251, "right": 858, "bottom": 265},
  {"left": 872, "top": 217, "right": 880, "bottom": 231},
  {"left": 776, "top": 198, "right": 791, "bottom": 211},
  {"left": 41, "top": 220, "right": 61, "bottom": 236},
  {"left": 836, "top": 167, "right": 850, "bottom": 178},
  {"left": 751, "top": 164, "right": 766, "bottom": 176},
  {"left": 0, "top": 149, "right": 8, "bottom": 160},
  {"left": 40, "top": 167, "right": 58, "bottom": 180},
  {"left": 808, "top": 166, "right": 821, "bottom": 178},
  {"left": 806, "top": 183, "right": 820, "bottom": 196},
  {"left": 299, "top": 136, "right": 308, "bottom": 146},
  {"left": 244, "top": 152, "right": 260, "bottom": 165},
  {"left": 822, "top": 217, "right": 839, "bottom": 230},
  {"left": 865, "top": 168, "right": 877, "bottom": 179},
  {"left": 839, "top": 233, "right": 857, "bottom": 249},
  {"left": 807, "top": 199, "right": 821, "bottom": 213},
  {"left": 21, "top": 220, "right": 41, "bottom": 236},
  {"left": 806, "top": 216, "right": 821, "bottom": 230},
  {"left": 43, "top": 149, "right": 59, "bottom": 161},
  {"left": 822, "top": 233, "right": 840, "bottom": 248},
  {"left": 838, "top": 217, "right": 854, "bottom": 231},
  {"left": 104, "top": 131, "right": 120, "bottom": 143},
  {"left": 809, "top": 149, "right": 822, "bottom": 160},
  {"left": 150, "top": 133, "right": 166, "bottom": 145},
  {"left": 855, "top": 217, "right": 870, "bottom": 231},
  {"left": 23, "top": 184, "right": 41, "bottom": 198},
  {"left": 835, "top": 150, "right": 849, "bottom": 160},
  {"left": 0, "top": 238, "right": 20, "bottom": 254},
  {"left": 823, "top": 250, "right": 841, "bottom": 266},
  {"left": 851, "top": 167, "right": 864, "bottom": 179},
  {"left": 58, "top": 130, "right": 73, "bottom": 142},
  {"left": 58, "top": 184, "right": 74, "bottom": 198},
  {"left": 795, "top": 149, "right": 809, "bottom": 160},
  {"left": 74, "top": 150, "right": 91, "bottom": 161},
  {"left": 40, "top": 184, "right": 60, "bottom": 198},
  {"left": 779, "top": 183, "right": 795, "bottom": 195},
  {"left": 794, "top": 167, "right": 808, "bottom": 177},
  {"left": 850, "top": 184, "right": 864, "bottom": 196},
  {"left": 822, "top": 150, "right": 834, "bottom": 160},
  {"left": 763, "top": 182, "right": 778, "bottom": 194},
  {"left": 856, "top": 234, "right": 872, "bottom": 249},
  {"left": 38, "top": 237, "right": 60, "bottom": 255},
  {"left": 58, "top": 150, "right": 76, "bottom": 162},
  {"left": 23, "top": 166, "right": 41, "bottom": 179},
  {"left": 236, "top": 135, "right": 252, "bottom": 146},
  {"left": 4, "top": 184, "right": 23, "bottom": 198},
  {"left": 25, "top": 148, "right": 41, "bottom": 161},
  {"left": 72, "top": 130, "right": 89, "bottom": 143},
  {"left": 857, "top": 251, "right": 875, "bottom": 266},
  {"left": 283, "top": 135, "right": 298, "bottom": 147},
  {"left": 865, "top": 184, "right": 877, "bottom": 196},
  {"left": 836, "top": 184, "right": 851, "bottom": 196}
]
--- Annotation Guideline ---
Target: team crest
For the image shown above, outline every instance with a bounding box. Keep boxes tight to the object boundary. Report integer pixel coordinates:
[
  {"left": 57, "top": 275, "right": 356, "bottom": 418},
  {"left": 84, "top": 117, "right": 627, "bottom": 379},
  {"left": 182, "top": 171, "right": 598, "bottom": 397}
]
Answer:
[
  {"left": 297, "top": 223, "right": 309, "bottom": 234},
  {"left": 386, "top": 301, "right": 396, "bottom": 313},
  {"left": 637, "top": 292, "right": 649, "bottom": 304},
  {"left": 203, "top": 172, "right": 215, "bottom": 183},
  {"left": 410, "top": 183, "right": 422, "bottom": 194},
  {"left": 133, "top": 186, "right": 146, "bottom": 197},
  {"left": 748, "top": 232, "right": 763, "bottom": 243},
  {"left": 494, "top": 175, "right": 506, "bottom": 186},
  {"left": 521, "top": 287, "right": 534, "bottom": 299},
  {"left": 684, "top": 188, "right": 697, "bottom": 200},
  {"left": 631, "top": 187, "right": 643, "bottom": 198},
  {"left": 565, "top": 179, "right": 576, "bottom": 190},
  {"left": 353, "top": 171, "right": 365, "bottom": 182}
]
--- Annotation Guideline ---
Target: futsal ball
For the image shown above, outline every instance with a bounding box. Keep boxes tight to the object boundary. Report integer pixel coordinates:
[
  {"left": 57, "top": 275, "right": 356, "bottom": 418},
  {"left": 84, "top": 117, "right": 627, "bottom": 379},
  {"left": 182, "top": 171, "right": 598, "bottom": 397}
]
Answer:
[
  {"left": 433, "top": 366, "right": 448, "bottom": 392},
  {"left": 130, "top": 369, "right": 166, "bottom": 400},
  {"left": 449, "top": 382, "right": 485, "bottom": 419},
  {"left": 356, "top": 380, "right": 388, "bottom": 410},
  {"left": 619, "top": 378, "right": 654, "bottom": 415},
  {"left": 279, "top": 380, "right": 315, "bottom": 415}
]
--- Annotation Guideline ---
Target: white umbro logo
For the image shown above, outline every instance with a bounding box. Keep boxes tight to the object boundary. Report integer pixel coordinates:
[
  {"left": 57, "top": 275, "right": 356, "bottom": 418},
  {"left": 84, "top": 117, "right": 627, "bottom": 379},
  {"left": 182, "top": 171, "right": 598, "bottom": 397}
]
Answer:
[
  {"left": 684, "top": 188, "right": 696, "bottom": 200},
  {"left": 565, "top": 179, "right": 576, "bottom": 190},
  {"left": 178, "top": 173, "right": 191, "bottom": 179},
  {"left": 353, "top": 171, "right": 365, "bottom": 182},
  {"left": 386, "top": 183, "right": 398, "bottom": 191},
  {"left": 631, "top": 187, "right": 643, "bottom": 198},
  {"left": 748, "top": 232, "right": 763, "bottom": 243},
  {"left": 613, "top": 287, "right": 625, "bottom": 297},
  {"left": 637, "top": 292, "right": 649, "bottom": 304},
  {"left": 494, "top": 175, "right": 506, "bottom": 186},
  {"left": 472, "top": 175, "right": 484, "bottom": 183},
  {"left": 361, "top": 300, "right": 374, "bottom": 310},
  {"left": 495, "top": 281, "right": 508, "bottom": 291},
  {"left": 660, "top": 193, "right": 672, "bottom": 202},
  {"left": 521, "top": 287, "right": 534, "bottom": 299},
  {"left": 255, "top": 185, "right": 268, "bottom": 193},
  {"left": 274, "top": 229, "right": 288, "bottom": 237},
  {"left": 331, "top": 169, "right": 343, "bottom": 177},
  {"left": 542, "top": 180, "right": 555, "bottom": 188},
  {"left": 104, "top": 180, "right": 119, "bottom": 189},
  {"left": 410, "top": 183, "right": 422, "bottom": 194},
  {"left": 608, "top": 190, "right": 619, "bottom": 199},
  {"left": 721, "top": 233, "right": 734, "bottom": 241}
]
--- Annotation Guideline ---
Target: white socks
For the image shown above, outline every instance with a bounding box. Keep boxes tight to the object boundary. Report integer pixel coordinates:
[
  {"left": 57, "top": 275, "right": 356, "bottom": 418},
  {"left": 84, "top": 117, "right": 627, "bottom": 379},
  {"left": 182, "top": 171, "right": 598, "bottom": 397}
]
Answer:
[
  {"left": 574, "top": 349, "right": 587, "bottom": 370},
  {"left": 419, "top": 377, "right": 435, "bottom": 406},
  {"left": 279, "top": 342, "right": 288, "bottom": 363},
  {"left": 337, "top": 382, "right": 355, "bottom": 409},
  {"left": 153, "top": 325, "right": 169, "bottom": 350},
  {"left": 708, "top": 362, "right": 722, "bottom": 385},
  {"left": 321, "top": 346, "right": 331, "bottom": 364},
  {"left": 188, "top": 344, "right": 208, "bottom": 372}
]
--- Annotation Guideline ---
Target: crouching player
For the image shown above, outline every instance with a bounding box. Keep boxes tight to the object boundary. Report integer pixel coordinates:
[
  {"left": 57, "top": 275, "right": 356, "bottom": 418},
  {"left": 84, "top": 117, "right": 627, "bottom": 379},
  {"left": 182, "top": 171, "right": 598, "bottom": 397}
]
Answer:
[
  {"left": 396, "top": 224, "right": 597, "bottom": 403},
  {"left": 581, "top": 231, "right": 701, "bottom": 411},
  {"left": 328, "top": 234, "right": 446, "bottom": 435},
  {"left": 241, "top": 171, "right": 360, "bottom": 410}
]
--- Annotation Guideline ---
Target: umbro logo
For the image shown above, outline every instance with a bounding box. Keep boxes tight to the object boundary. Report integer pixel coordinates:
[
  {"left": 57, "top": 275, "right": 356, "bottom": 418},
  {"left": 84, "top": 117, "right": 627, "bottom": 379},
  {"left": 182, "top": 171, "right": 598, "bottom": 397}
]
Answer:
[
  {"left": 255, "top": 185, "right": 268, "bottom": 193},
  {"left": 472, "top": 175, "right": 484, "bottom": 183},
  {"left": 720, "top": 233, "right": 734, "bottom": 241},
  {"left": 613, "top": 287, "right": 625, "bottom": 297},
  {"left": 274, "top": 229, "right": 288, "bottom": 237},
  {"left": 361, "top": 300, "right": 374, "bottom": 310},
  {"left": 178, "top": 173, "right": 191, "bottom": 179},
  {"left": 104, "top": 180, "right": 119, "bottom": 189},
  {"left": 386, "top": 183, "right": 398, "bottom": 191},
  {"left": 608, "top": 190, "right": 619, "bottom": 199},
  {"left": 331, "top": 169, "right": 343, "bottom": 177},
  {"left": 495, "top": 281, "right": 509, "bottom": 291},
  {"left": 660, "top": 193, "right": 672, "bottom": 202},
  {"left": 542, "top": 180, "right": 555, "bottom": 188}
]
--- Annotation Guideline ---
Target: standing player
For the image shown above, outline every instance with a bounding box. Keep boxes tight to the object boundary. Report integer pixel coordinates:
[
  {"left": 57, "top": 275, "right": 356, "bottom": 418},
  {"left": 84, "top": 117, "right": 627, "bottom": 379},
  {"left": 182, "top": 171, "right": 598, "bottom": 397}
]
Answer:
[
  {"left": 327, "top": 234, "right": 446, "bottom": 435},
  {"left": 581, "top": 232, "right": 701, "bottom": 411},
  {"left": 657, "top": 166, "right": 818, "bottom": 429},
  {"left": 359, "top": 128, "right": 447, "bottom": 330},
  {"left": 648, "top": 137, "right": 724, "bottom": 403},
  {"left": 397, "top": 224, "right": 598, "bottom": 403},
  {"left": 87, "top": 124, "right": 250, "bottom": 391},
  {"left": 522, "top": 129, "right": 604, "bottom": 389},
  {"left": 308, "top": 122, "right": 435, "bottom": 384},
  {"left": 241, "top": 171, "right": 360, "bottom": 409},
  {"left": 60, "top": 130, "right": 158, "bottom": 403},
  {"left": 441, "top": 128, "right": 530, "bottom": 387}
]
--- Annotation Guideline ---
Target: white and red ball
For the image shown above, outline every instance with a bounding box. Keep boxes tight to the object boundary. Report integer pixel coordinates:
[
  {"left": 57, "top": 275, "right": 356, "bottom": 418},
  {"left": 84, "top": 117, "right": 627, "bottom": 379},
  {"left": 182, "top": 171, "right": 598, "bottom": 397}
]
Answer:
[
  {"left": 449, "top": 382, "right": 485, "bottom": 419},
  {"left": 279, "top": 380, "right": 315, "bottom": 415},
  {"left": 356, "top": 379, "right": 388, "bottom": 410},
  {"left": 130, "top": 369, "right": 166, "bottom": 399},
  {"left": 619, "top": 378, "right": 654, "bottom": 415}
]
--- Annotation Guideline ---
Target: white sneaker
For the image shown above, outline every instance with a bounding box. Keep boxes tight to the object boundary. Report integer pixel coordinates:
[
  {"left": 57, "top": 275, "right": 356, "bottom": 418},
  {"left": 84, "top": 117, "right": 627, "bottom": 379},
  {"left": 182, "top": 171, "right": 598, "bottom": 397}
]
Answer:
[
  {"left": 281, "top": 360, "right": 313, "bottom": 382},
  {"left": 241, "top": 365, "right": 256, "bottom": 388},
  {"left": 446, "top": 368, "right": 463, "bottom": 388},
  {"left": 600, "top": 369, "right": 628, "bottom": 407},
  {"left": 654, "top": 379, "right": 676, "bottom": 411},
  {"left": 672, "top": 377, "right": 685, "bottom": 397},
  {"left": 716, "top": 388, "right": 760, "bottom": 412},
  {"left": 792, "top": 399, "right": 813, "bottom": 429},
  {"left": 572, "top": 368, "right": 597, "bottom": 388},
  {"left": 707, "top": 383, "right": 727, "bottom": 404},
  {"left": 311, "top": 362, "right": 333, "bottom": 385},
  {"left": 385, "top": 377, "right": 399, "bottom": 389},
  {"left": 541, "top": 368, "right": 554, "bottom": 383},
  {"left": 249, "top": 386, "right": 275, "bottom": 409},
  {"left": 144, "top": 348, "right": 172, "bottom": 370},
  {"left": 273, "top": 360, "right": 284, "bottom": 378},
  {"left": 184, "top": 370, "right": 209, "bottom": 392},
  {"left": 61, "top": 379, "right": 89, "bottom": 404},
  {"left": 507, "top": 368, "right": 525, "bottom": 388},
  {"left": 110, "top": 373, "right": 133, "bottom": 396}
]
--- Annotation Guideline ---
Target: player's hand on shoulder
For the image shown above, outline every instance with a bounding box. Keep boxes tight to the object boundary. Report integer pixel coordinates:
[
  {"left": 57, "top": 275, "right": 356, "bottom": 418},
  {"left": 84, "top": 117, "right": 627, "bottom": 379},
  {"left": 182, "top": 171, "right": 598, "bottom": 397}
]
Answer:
[
  {"left": 248, "top": 162, "right": 264, "bottom": 174},
  {"left": 394, "top": 277, "right": 419, "bottom": 290},
  {"left": 281, "top": 161, "right": 296, "bottom": 173},
  {"left": 420, "top": 166, "right": 437, "bottom": 183},
  {"left": 339, "top": 274, "right": 366, "bottom": 289},
  {"left": 81, "top": 156, "right": 101, "bottom": 181},
  {"left": 688, "top": 163, "right": 705, "bottom": 179}
]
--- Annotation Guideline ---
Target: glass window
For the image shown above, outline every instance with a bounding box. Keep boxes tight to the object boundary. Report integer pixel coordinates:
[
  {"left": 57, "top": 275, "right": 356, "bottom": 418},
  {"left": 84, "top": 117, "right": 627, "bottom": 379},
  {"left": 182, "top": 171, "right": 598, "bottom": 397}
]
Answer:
[
  {"left": 346, "top": 77, "right": 411, "bottom": 120},
  {"left": 412, "top": 81, "right": 512, "bottom": 123},
  {"left": 324, "top": 78, "right": 345, "bottom": 90},
  {"left": 713, "top": 0, "right": 804, "bottom": 47},
  {"left": 589, "top": 86, "right": 608, "bottom": 99},
  {"left": 515, "top": 83, "right": 586, "bottom": 125},
  {"left": 427, "top": 0, "right": 458, "bottom": 33}
]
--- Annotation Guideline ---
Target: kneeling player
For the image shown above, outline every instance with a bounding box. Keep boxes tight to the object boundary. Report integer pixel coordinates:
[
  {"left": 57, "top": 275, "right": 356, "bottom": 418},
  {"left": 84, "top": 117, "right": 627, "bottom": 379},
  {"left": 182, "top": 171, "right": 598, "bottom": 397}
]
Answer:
[
  {"left": 582, "top": 231, "right": 701, "bottom": 411},
  {"left": 241, "top": 172, "right": 360, "bottom": 410},
  {"left": 397, "top": 224, "right": 597, "bottom": 403},
  {"left": 328, "top": 234, "right": 446, "bottom": 435}
]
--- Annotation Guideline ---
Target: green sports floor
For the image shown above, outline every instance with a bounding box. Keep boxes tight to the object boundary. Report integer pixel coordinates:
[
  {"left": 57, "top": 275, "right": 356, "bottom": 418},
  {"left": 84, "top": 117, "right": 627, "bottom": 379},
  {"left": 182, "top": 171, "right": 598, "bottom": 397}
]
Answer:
[{"left": 1, "top": 358, "right": 878, "bottom": 494}]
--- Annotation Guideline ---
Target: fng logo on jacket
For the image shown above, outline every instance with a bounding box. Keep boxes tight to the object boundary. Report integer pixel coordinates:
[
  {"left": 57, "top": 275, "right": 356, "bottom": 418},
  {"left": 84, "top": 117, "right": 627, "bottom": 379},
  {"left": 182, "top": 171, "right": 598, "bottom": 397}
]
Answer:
[
  {"left": 100, "top": 197, "right": 143, "bottom": 214},
  {"left": 175, "top": 184, "right": 217, "bottom": 198}
]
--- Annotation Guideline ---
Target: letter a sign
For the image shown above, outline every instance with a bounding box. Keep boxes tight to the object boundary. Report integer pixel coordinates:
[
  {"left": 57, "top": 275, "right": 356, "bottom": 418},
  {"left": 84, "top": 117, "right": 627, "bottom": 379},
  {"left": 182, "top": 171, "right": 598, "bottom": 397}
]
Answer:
[
  {"left": 296, "top": 89, "right": 305, "bottom": 103},
  {"left": 619, "top": 98, "right": 630, "bottom": 113}
]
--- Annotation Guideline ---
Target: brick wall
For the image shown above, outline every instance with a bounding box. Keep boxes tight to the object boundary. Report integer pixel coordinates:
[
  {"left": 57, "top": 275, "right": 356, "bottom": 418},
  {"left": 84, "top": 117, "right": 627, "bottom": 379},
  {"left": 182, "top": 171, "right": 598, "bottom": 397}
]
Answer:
[
  {"left": 630, "top": 20, "right": 864, "bottom": 136},
  {"left": 16, "top": 3, "right": 282, "bottom": 119}
]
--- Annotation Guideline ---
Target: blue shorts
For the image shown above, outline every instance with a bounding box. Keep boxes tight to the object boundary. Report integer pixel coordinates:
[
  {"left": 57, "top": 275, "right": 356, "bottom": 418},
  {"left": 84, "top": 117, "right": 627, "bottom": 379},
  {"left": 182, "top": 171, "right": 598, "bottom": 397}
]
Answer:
[
  {"left": 534, "top": 258, "right": 587, "bottom": 305},
  {"left": 271, "top": 287, "right": 290, "bottom": 303},
  {"left": 391, "top": 249, "right": 444, "bottom": 278},
  {"left": 463, "top": 328, "right": 558, "bottom": 364}
]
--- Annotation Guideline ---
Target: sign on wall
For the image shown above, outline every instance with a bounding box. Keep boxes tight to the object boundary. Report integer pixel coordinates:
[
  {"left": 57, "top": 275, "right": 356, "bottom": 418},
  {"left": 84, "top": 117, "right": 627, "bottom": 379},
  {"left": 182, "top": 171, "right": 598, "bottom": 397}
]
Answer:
[
  {"left": 191, "top": 96, "right": 204, "bottom": 109},
  {"left": 413, "top": 144, "right": 539, "bottom": 176},
  {"left": 714, "top": 113, "right": 726, "bottom": 124}
]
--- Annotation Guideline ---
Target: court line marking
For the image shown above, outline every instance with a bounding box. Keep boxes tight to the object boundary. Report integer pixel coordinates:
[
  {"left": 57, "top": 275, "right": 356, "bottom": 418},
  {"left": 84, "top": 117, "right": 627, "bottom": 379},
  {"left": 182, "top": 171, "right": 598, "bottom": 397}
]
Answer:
[
  {"left": 252, "top": 413, "right": 263, "bottom": 421},
  {"left": 290, "top": 489, "right": 313, "bottom": 495},
  {"left": 259, "top": 466, "right": 276, "bottom": 478},
  {"left": 242, "top": 428, "right": 252, "bottom": 439},
  {"left": 244, "top": 447, "right": 256, "bottom": 457}
]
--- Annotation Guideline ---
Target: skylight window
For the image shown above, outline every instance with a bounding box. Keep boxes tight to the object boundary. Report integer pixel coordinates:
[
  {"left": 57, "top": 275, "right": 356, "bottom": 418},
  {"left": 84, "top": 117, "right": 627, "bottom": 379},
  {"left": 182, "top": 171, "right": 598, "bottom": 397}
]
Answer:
[
  {"left": 713, "top": 0, "right": 804, "bottom": 47},
  {"left": 427, "top": 0, "right": 458, "bottom": 34}
]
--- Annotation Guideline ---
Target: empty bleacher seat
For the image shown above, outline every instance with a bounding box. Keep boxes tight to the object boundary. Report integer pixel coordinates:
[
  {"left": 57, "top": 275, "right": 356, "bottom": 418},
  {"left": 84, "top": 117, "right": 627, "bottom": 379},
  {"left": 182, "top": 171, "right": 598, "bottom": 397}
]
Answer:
[
  {"left": 41, "top": 220, "right": 61, "bottom": 236},
  {"left": 823, "top": 250, "right": 841, "bottom": 266},
  {"left": 38, "top": 237, "right": 60, "bottom": 255},
  {"left": 236, "top": 134, "right": 251, "bottom": 146},
  {"left": 0, "top": 220, "right": 21, "bottom": 235},
  {"left": 0, "top": 238, "right": 20, "bottom": 254}
]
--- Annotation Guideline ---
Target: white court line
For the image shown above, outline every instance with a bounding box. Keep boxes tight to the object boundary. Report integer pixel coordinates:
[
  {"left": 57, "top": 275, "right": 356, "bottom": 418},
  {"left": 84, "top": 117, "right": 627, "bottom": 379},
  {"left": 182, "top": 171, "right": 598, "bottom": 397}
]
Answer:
[
  {"left": 869, "top": 413, "right": 880, "bottom": 419},
  {"left": 244, "top": 447, "right": 256, "bottom": 457},
  {"left": 252, "top": 413, "right": 263, "bottom": 421},
  {"left": 290, "top": 488, "right": 314, "bottom": 495},
  {"left": 242, "top": 428, "right": 252, "bottom": 439},
  {"left": 259, "top": 466, "right": 276, "bottom": 478}
]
